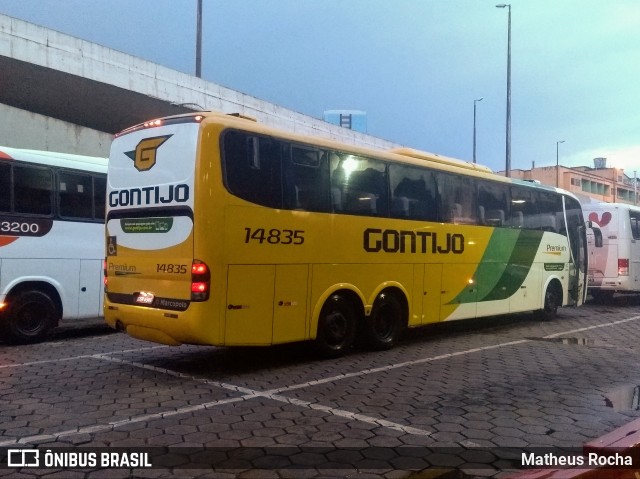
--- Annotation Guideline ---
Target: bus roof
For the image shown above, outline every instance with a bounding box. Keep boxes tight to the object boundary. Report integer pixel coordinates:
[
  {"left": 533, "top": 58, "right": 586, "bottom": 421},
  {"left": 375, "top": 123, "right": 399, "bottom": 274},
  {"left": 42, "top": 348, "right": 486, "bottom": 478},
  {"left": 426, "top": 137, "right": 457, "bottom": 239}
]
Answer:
[
  {"left": 115, "top": 111, "right": 579, "bottom": 201},
  {"left": 0, "top": 146, "right": 108, "bottom": 174},
  {"left": 583, "top": 202, "right": 640, "bottom": 212},
  {"left": 390, "top": 148, "right": 493, "bottom": 173}
]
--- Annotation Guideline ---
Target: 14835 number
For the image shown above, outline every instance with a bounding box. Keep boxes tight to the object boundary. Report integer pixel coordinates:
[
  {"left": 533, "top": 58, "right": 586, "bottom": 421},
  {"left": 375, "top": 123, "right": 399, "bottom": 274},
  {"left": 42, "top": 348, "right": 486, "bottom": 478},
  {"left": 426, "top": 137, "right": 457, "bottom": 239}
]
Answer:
[{"left": 244, "top": 228, "right": 304, "bottom": 245}]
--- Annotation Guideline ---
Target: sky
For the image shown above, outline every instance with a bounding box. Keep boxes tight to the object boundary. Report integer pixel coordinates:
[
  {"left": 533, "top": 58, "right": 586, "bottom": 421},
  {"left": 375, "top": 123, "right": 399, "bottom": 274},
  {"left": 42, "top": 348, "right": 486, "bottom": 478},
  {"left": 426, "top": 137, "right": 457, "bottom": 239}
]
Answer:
[{"left": 1, "top": 0, "right": 640, "bottom": 175}]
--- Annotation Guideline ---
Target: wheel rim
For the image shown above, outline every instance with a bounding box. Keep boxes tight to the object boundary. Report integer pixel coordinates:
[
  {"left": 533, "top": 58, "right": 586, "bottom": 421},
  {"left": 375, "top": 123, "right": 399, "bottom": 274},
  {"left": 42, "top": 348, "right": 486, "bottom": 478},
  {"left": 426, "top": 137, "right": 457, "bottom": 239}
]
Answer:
[
  {"left": 324, "top": 309, "right": 348, "bottom": 347},
  {"left": 373, "top": 302, "right": 396, "bottom": 340},
  {"left": 14, "top": 299, "right": 49, "bottom": 335}
]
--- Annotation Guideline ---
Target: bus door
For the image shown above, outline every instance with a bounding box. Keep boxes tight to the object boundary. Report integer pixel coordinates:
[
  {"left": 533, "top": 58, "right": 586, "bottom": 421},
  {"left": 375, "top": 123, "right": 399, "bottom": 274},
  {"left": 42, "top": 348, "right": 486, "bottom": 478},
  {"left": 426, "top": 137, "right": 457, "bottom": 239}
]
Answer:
[
  {"left": 225, "top": 264, "right": 308, "bottom": 345},
  {"left": 628, "top": 211, "right": 640, "bottom": 288},
  {"left": 78, "top": 259, "right": 103, "bottom": 317},
  {"left": 421, "top": 263, "right": 442, "bottom": 323},
  {"left": 564, "top": 196, "right": 588, "bottom": 306},
  {"left": 575, "top": 224, "right": 588, "bottom": 305}
]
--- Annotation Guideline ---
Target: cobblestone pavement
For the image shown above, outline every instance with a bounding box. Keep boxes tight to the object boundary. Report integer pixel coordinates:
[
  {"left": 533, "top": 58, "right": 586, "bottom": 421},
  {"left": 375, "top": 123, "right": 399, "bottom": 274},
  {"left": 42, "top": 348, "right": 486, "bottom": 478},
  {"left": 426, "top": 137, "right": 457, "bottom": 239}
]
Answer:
[{"left": 2, "top": 297, "right": 640, "bottom": 478}]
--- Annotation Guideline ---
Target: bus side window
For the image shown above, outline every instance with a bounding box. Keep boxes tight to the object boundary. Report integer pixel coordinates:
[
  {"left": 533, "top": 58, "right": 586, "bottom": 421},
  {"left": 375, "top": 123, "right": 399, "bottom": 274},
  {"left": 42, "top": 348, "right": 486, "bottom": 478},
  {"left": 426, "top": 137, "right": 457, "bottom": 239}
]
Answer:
[
  {"left": 510, "top": 187, "right": 536, "bottom": 229},
  {"left": 477, "top": 180, "right": 509, "bottom": 227},
  {"left": 222, "top": 131, "right": 282, "bottom": 209},
  {"left": 14, "top": 164, "right": 53, "bottom": 216},
  {"left": 94, "top": 176, "right": 107, "bottom": 221},
  {"left": 536, "top": 191, "right": 563, "bottom": 233},
  {"left": 331, "top": 154, "right": 387, "bottom": 217},
  {"left": 59, "top": 172, "right": 93, "bottom": 219},
  {"left": 285, "top": 146, "right": 329, "bottom": 213},
  {"left": 0, "top": 162, "right": 10, "bottom": 212},
  {"left": 629, "top": 212, "right": 640, "bottom": 240},
  {"left": 389, "top": 164, "right": 437, "bottom": 221},
  {"left": 437, "top": 173, "right": 477, "bottom": 224}
]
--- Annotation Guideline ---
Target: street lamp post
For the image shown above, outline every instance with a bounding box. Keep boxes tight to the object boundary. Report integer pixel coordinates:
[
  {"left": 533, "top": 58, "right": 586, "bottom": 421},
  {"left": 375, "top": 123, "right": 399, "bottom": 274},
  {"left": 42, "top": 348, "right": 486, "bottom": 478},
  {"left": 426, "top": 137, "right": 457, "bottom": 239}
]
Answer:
[
  {"left": 196, "top": 0, "right": 203, "bottom": 78},
  {"left": 556, "top": 140, "right": 565, "bottom": 187},
  {"left": 473, "top": 97, "right": 483, "bottom": 164},
  {"left": 496, "top": 4, "right": 511, "bottom": 177}
]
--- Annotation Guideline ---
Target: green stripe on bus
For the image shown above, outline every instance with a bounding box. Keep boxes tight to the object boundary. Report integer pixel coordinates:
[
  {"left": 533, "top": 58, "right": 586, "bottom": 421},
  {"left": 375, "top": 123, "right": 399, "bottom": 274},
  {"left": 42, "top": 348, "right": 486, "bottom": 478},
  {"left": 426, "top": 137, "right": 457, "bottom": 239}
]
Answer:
[
  {"left": 480, "top": 229, "right": 543, "bottom": 302},
  {"left": 449, "top": 229, "right": 543, "bottom": 305}
]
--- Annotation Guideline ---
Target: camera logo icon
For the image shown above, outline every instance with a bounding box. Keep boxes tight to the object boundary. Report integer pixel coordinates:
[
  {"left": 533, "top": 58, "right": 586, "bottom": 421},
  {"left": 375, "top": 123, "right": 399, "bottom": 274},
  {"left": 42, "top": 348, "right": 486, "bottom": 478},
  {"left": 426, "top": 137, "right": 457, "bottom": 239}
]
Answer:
[{"left": 7, "top": 449, "right": 39, "bottom": 467}]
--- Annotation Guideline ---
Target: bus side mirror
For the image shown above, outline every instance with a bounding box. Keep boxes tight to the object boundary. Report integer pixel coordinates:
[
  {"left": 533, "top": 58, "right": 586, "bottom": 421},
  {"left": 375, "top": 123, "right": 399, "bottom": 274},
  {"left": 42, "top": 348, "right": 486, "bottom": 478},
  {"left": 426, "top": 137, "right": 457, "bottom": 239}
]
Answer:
[{"left": 587, "top": 221, "right": 603, "bottom": 248}]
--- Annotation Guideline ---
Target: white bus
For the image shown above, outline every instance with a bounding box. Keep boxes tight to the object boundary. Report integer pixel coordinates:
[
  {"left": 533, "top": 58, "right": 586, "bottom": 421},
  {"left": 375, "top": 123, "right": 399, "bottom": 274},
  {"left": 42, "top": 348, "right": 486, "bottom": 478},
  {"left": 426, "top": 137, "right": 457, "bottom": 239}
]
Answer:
[
  {"left": 0, "top": 146, "right": 108, "bottom": 343},
  {"left": 584, "top": 202, "right": 640, "bottom": 302}
]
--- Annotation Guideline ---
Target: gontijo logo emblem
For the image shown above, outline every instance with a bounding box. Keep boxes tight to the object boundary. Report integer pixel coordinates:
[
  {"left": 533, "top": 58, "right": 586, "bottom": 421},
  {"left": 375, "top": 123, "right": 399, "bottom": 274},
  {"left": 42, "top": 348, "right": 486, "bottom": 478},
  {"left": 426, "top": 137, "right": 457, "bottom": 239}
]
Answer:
[{"left": 125, "top": 135, "right": 172, "bottom": 171}]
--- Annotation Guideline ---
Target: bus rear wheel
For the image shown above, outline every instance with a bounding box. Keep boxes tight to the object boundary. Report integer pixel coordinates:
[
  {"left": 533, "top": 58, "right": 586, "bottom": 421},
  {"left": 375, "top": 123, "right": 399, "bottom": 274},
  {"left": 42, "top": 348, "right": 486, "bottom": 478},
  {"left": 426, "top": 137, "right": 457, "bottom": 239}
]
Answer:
[
  {"left": 591, "top": 289, "right": 614, "bottom": 304},
  {"left": 2, "top": 290, "right": 58, "bottom": 344},
  {"left": 362, "top": 292, "right": 405, "bottom": 351},
  {"left": 314, "top": 294, "right": 357, "bottom": 358}
]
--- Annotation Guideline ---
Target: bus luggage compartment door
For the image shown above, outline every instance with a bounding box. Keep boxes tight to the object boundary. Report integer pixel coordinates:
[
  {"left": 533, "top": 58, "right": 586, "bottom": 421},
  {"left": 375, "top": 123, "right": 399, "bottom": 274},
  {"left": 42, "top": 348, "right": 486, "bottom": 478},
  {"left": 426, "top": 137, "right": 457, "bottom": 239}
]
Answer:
[
  {"left": 225, "top": 265, "right": 308, "bottom": 345},
  {"left": 79, "top": 259, "right": 103, "bottom": 318},
  {"left": 225, "top": 265, "right": 275, "bottom": 345},
  {"left": 273, "top": 265, "right": 308, "bottom": 344}
]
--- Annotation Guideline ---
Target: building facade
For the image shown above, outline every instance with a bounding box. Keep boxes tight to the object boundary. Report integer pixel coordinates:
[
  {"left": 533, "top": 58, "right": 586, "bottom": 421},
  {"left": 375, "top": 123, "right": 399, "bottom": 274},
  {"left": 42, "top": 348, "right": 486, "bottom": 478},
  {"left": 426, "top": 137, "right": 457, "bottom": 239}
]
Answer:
[{"left": 504, "top": 163, "right": 639, "bottom": 205}]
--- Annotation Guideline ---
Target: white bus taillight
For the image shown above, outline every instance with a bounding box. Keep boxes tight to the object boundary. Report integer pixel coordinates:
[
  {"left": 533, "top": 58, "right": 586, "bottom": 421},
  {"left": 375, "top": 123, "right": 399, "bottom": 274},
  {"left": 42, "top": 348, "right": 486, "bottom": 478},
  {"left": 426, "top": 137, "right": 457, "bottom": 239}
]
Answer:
[
  {"left": 191, "top": 260, "right": 210, "bottom": 301},
  {"left": 619, "top": 258, "right": 629, "bottom": 276}
]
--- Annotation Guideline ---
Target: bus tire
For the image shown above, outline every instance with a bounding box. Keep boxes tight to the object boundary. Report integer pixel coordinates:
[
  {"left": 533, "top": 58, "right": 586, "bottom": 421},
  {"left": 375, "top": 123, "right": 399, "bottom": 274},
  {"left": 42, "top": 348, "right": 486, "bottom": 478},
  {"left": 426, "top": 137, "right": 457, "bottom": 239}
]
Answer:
[
  {"left": 314, "top": 294, "right": 357, "bottom": 358},
  {"left": 535, "top": 282, "right": 561, "bottom": 321},
  {"left": 3, "top": 290, "right": 58, "bottom": 344},
  {"left": 591, "top": 289, "right": 614, "bottom": 304},
  {"left": 362, "top": 292, "right": 405, "bottom": 351}
]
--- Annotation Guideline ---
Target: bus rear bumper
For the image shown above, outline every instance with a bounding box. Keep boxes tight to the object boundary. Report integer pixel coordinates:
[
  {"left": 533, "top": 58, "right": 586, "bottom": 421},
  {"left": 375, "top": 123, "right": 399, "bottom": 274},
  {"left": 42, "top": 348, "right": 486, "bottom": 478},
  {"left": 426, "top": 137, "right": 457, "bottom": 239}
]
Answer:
[
  {"left": 104, "top": 301, "right": 219, "bottom": 346},
  {"left": 125, "top": 324, "right": 181, "bottom": 346},
  {"left": 105, "top": 303, "right": 185, "bottom": 345}
]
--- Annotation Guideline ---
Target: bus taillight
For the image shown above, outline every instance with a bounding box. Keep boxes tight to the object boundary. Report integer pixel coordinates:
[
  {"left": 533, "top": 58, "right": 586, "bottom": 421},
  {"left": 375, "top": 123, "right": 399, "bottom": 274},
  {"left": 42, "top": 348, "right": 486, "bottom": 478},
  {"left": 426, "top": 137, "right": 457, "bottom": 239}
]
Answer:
[
  {"left": 618, "top": 259, "right": 629, "bottom": 276},
  {"left": 103, "top": 258, "right": 108, "bottom": 290},
  {"left": 191, "top": 260, "right": 210, "bottom": 301}
]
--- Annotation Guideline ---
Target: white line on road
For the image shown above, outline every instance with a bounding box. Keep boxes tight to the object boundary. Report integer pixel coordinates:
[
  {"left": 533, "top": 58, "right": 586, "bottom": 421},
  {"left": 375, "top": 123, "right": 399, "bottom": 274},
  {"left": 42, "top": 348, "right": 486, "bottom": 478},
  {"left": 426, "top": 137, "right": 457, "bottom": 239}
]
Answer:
[{"left": 2, "top": 314, "right": 639, "bottom": 446}]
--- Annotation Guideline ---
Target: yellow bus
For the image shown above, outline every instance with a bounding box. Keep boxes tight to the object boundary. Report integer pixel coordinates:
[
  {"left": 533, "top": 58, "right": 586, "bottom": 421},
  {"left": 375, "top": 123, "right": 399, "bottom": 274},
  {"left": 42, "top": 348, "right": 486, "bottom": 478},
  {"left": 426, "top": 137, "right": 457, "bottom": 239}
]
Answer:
[{"left": 104, "top": 111, "right": 590, "bottom": 357}]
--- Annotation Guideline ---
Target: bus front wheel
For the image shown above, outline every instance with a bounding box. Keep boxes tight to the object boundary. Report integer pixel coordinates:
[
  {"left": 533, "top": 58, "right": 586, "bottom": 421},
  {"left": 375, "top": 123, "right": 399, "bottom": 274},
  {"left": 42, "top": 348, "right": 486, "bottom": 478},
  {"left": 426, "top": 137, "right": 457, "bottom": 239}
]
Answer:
[
  {"left": 535, "top": 282, "right": 561, "bottom": 321},
  {"left": 362, "top": 292, "right": 405, "bottom": 351},
  {"left": 2, "top": 290, "right": 58, "bottom": 344},
  {"left": 314, "top": 294, "right": 357, "bottom": 358}
]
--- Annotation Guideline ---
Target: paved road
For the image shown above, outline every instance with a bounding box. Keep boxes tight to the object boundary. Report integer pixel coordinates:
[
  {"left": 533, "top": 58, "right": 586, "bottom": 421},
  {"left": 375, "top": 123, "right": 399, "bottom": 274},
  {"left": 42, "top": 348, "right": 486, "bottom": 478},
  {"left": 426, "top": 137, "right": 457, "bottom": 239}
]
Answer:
[{"left": 2, "top": 297, "right": 640, "bottom": 478}]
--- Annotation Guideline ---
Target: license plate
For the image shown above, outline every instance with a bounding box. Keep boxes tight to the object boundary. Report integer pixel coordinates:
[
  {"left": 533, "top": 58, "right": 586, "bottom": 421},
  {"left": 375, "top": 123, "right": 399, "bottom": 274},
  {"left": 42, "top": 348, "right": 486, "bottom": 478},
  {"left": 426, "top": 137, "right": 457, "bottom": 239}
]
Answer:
[{"left": 135, "top": 292, "right": 155, "bottom": 304}]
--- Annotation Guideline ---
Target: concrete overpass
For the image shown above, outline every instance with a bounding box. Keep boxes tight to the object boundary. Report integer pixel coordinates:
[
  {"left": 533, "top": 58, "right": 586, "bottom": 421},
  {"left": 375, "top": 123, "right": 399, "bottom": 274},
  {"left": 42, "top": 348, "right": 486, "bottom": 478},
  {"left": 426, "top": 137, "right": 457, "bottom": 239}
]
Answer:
[{"left": 0, "top": 13, "right": 399, "bottom": 158}]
